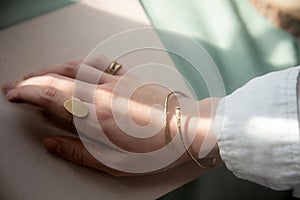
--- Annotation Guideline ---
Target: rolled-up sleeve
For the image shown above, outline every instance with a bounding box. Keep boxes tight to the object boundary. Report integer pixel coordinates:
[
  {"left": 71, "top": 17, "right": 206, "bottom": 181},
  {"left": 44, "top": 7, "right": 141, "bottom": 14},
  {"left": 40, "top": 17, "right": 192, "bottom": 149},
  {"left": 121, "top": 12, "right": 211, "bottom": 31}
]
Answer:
[{"left": 214, "top": 66, "right": 300, "bottom": 197}]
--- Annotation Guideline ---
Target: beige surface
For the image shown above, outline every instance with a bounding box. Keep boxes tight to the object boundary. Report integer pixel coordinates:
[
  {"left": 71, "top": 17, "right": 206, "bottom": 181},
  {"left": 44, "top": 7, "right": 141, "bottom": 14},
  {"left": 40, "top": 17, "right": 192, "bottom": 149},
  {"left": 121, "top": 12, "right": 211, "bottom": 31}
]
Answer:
[{"left": 0, "top": 1, "right": 208, "bottom": 199}]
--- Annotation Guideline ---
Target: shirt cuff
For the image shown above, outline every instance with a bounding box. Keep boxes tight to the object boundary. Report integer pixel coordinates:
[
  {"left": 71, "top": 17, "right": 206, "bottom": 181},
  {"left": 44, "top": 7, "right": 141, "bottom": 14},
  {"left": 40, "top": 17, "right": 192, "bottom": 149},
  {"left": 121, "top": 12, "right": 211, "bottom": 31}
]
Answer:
[{"left": 214, "top": 66, "right": 300, "bottom": 196}]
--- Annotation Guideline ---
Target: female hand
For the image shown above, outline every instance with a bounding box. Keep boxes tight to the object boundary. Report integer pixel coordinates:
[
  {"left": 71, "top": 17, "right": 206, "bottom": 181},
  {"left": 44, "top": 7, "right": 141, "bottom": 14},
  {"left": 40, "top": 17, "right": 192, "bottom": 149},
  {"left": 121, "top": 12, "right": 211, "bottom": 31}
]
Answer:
[{"left": 2, "top": 55, "right": 220, "bottom": 176}]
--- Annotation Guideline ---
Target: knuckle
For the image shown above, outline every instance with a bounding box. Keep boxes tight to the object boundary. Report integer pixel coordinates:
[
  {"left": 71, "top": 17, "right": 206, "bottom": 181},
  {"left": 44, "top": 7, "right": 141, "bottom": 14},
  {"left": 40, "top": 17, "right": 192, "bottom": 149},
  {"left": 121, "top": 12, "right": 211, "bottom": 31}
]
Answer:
[
  {"left": 72, "top": 144, "right": 83, "bottom": 164},
  {"left": 45, "top": 73, "right": 59, "bottom": 88},
  {"left": 40, "top": 86, "right": 59, "bottom": 102},
  {"left": 64, "top": 60, "right": 81, "bottom": 74}
]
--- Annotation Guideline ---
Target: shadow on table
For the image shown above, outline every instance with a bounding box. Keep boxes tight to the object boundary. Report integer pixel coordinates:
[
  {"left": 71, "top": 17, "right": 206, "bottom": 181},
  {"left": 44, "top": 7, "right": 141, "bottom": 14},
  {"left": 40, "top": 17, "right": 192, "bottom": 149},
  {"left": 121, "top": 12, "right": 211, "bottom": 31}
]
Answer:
[{"left": 160, "top": 165, "right": 298, "bottom": 200}]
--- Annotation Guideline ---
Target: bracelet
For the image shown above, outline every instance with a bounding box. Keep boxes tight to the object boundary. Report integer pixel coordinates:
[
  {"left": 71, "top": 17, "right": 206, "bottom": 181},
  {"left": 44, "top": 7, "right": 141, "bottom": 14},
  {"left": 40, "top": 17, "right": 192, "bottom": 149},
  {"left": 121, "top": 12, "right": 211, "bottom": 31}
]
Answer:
[
  {"left": 163, "top": 91, "right": 187, "bottom": 145},
  {"left": 163, "top": 92, "right": 172, "bottom": 144},
  {"left": 175, "top": 106, "right": 216, "bottom": 169}
]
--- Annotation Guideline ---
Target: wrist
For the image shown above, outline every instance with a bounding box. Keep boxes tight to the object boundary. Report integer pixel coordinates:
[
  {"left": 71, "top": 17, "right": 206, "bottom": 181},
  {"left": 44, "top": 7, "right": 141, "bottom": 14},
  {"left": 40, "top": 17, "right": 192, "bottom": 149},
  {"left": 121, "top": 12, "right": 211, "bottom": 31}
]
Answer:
[
  {"left": 168, "top": 98, "right": 220, "bottom": 162},
  {"left": 192, "top": 98, "right": 220, "bottom": 159}
]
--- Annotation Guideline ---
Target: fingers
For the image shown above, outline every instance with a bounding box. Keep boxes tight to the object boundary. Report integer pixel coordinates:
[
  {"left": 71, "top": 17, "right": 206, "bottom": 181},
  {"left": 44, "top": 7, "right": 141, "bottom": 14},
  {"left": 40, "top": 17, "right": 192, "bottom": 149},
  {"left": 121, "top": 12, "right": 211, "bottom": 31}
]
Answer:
[
  {"left": 3, "top": 73, "right": 101, "bottom": 102},
  {"left": 3, "top": 74, "right": 75, "bottom": 95},
  {"left": 23, "top": 60, "right": 82, "bottom": 80},
  {"left": 22, "top": 55, "right": 125, "bottom": 85},
  {"left": 43, "top": 135, "right": 129, "bottom": 177},
  {"left": 23, "top": 61, "right": 117, "bottom": 85},
  {"left": 18, "top": 74, "right": 76, "bottom": 95},
  {"left": 2, "top": 73, "right": 116, "bottom": 121},
  {"left": 76, "top": 63, "right": 117, "bottom": 84},
  {"left": 6, "top": 85, "right": 72, "bottom": 120}
]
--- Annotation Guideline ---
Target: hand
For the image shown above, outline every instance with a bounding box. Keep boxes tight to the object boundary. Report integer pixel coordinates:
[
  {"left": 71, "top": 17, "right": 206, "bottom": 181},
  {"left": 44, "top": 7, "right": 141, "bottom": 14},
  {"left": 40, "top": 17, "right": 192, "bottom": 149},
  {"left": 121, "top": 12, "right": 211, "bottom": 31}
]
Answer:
[{"left": 2, "top": 55, "right": 220, "bottom": 176}]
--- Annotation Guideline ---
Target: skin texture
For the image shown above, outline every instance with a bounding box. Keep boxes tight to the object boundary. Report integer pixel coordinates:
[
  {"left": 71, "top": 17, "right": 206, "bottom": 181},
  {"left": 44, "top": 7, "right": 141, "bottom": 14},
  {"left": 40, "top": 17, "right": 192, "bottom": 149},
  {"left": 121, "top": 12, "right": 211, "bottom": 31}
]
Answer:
[{"left": 2, "top": 55, "right": 221, "bottom": 176}]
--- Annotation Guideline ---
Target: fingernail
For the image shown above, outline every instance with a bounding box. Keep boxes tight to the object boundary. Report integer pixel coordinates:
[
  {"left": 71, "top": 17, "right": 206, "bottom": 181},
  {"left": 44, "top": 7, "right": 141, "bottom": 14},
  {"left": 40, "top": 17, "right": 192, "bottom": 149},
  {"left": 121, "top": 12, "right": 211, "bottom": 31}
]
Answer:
[
  {"left": 2, "top": 81, "right": 14, "bottom": 93},
  {"left": 43, "top": 138, "right": 61, "bottom": 154}
]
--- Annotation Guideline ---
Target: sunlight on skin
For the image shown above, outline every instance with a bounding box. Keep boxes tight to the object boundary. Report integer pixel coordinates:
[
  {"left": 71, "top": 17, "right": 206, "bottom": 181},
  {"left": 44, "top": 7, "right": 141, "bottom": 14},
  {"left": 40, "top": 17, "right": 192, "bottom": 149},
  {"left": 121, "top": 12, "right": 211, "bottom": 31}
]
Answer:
[{"left": 18, "top": 74, "right": 75, "bottom": 94}]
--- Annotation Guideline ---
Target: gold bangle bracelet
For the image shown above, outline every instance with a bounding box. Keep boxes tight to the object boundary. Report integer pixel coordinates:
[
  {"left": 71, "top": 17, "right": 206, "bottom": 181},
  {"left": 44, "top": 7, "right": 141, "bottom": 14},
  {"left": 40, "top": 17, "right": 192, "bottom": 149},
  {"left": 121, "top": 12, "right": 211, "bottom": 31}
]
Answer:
[
  {"left": 163, "top": 92, "right": 173, "bottom": 144},
  {"left": 164, "top": 91, "right": 187, "bottom": 145},
  {"left": 175, "top": 106, "right": 216, "bottom": 169}
]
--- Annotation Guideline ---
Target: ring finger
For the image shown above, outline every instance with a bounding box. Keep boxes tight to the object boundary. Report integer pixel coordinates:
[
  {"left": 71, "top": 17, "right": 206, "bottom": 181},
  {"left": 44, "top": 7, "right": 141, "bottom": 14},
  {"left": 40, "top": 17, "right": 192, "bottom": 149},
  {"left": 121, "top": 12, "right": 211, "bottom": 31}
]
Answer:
[{"left": 23, "top": 56, "right": 125, "bottom": 84}]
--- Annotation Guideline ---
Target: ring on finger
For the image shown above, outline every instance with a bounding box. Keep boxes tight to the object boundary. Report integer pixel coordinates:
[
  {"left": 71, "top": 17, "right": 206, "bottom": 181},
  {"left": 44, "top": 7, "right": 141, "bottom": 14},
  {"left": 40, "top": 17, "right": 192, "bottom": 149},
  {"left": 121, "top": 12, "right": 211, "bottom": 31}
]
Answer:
[{"left": 105, "top": 61, "right": 122, "bottom": 75}]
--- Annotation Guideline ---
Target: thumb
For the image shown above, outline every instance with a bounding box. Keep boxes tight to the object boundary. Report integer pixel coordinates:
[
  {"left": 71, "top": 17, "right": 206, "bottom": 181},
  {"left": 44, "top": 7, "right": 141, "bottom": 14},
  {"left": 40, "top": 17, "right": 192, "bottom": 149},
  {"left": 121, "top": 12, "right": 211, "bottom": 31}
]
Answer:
[
  {"left": 43, "top": 136, "right": 89, "bottom": 166},
  {"left": 43, "top": 135, "right": 127, "bottom": 176}
]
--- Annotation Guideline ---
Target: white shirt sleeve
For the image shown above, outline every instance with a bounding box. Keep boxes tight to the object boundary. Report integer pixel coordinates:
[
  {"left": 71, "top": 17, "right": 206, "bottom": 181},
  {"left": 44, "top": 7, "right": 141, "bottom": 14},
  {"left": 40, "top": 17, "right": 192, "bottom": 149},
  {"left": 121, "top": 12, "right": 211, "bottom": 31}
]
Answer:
[{"left": 214, "top": 66, "right": 300, "bottom": 197}]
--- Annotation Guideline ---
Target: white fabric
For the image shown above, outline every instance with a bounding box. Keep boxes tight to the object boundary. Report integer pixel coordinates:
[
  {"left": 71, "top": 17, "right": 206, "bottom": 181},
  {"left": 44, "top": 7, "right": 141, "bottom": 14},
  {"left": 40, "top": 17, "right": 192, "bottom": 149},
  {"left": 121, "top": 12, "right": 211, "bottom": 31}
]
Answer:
[{"left": 214, "top": 66, "right": 300, "bottom": 197}]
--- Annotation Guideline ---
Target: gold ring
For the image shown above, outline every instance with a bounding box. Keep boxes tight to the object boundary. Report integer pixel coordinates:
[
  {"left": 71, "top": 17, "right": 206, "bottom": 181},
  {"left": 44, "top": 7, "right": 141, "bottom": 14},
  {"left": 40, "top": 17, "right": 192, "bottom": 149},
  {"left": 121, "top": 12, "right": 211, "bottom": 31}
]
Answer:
[{"left": 105, "top": 61, "right": 122, "bottom": 75}]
